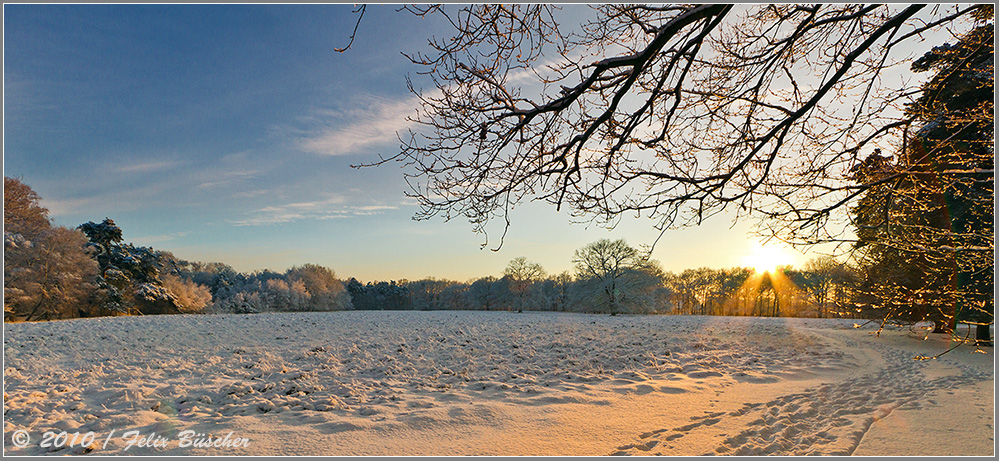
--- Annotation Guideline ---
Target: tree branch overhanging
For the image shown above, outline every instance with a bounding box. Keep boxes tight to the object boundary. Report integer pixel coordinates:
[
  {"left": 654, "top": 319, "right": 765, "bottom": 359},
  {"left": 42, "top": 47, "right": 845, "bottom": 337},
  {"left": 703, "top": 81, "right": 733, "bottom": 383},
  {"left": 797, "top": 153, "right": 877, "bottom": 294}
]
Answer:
[{"left": 358, "top": 4, "right": 991, "bottom": 255}]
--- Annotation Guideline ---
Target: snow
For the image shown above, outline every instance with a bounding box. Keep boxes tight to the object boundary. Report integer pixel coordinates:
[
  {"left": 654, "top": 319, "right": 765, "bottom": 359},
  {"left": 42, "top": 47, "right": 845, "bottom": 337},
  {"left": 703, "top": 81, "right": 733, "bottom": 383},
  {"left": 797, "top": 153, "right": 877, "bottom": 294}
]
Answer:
[{"left": 3, "top": 311, "right": 994, "bottom": 455}]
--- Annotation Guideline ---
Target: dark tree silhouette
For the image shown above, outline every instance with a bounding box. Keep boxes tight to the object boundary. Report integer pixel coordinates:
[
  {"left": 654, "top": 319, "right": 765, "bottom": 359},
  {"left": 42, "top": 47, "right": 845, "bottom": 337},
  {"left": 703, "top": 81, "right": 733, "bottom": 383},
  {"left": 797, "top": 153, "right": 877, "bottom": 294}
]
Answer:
[{"left": 850, "top": 16, "right": 993, "bottom": 341}]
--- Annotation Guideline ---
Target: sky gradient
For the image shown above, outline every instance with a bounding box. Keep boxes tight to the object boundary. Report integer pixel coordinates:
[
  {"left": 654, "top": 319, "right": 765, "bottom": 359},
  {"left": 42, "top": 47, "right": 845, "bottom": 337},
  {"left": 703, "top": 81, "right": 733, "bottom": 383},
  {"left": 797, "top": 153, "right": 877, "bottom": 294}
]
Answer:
[{"left": 6, "top": 4, "right": 829, "bottom": 282}]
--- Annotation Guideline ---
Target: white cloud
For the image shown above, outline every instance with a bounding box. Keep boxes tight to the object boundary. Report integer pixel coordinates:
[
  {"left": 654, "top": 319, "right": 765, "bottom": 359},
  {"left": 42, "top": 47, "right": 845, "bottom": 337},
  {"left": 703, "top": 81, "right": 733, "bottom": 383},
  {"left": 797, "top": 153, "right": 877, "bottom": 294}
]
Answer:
[
  {"left": 293, "top": 94, "right": 422, "bottom": 156},
  {"left": 233, "top": 195, "right": 400, "bottom": 226},
  {"left": 352, "top": 205, "right": 400, "bottom": 212},
  {"left": 44, "top": 197, "right": 104, "bottom": 218},
  {"left": 232, "top": 188, "right": 274, "bottom": 199}
]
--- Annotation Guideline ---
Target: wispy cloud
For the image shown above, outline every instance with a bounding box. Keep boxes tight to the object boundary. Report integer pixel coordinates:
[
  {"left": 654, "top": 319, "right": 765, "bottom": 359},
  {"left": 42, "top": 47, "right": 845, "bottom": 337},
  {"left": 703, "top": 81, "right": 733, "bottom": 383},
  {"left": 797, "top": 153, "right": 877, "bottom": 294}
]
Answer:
[
  {"left": 116, "top": 160, "right": 184, "bottom": 174},
  {"left": 233, "top": 195, "right": 400, "bottom": 226},
  {"left": 131, "top": 232, "right": 190, "bottom": 246},
  {"left": 44, "top": 197, "right": 105, "bottom": 218},
  {"left": 197, "top": 169, "right": 261, "bottom": 189},
  {"left": 291, "top": 94, "right": 421, "bottom": 156},
  {"left": 41, "top": 149, "right": 263, "bottom": 222},
  {"left": 232, "top": 188, "right": 274, "bottom": 199}
]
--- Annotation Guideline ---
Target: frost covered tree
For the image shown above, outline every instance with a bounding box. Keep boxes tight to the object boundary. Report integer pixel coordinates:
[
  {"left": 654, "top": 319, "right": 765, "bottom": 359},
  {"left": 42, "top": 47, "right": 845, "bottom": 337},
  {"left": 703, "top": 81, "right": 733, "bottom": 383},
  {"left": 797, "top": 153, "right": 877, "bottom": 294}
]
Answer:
[
  {"left": 539, "top": 271, "right": 574, "bottom": 312},
  {"left": 502, "top": 257, "right": 547, "bottom": 311},
  {"left": 572, "top": 239, "right": 663, "bottom": 314},
  {"left": 264, "top": 278, "right": 311, "bottom": 311},
  {"left": 4, "top": 228, "right": 99, "bottom": 321},
  {"left": 792, "top": 257, "right": 857, "bottom": 319},
  {"left": 4, "top": 178, "right": 99, "bottom": 321},
  {"left": 405, "top": 278, "right": 457, "bottom": 310},
  {"left": 187, "top": 261, "right": 241, "bottom": 301},
  {"left": 286, "top": 264, "right": 352, "bottom": 311},
  {"left": 207, "top": 265, "right": 351, "bottom": 313},
  {"left": 4, "top": 177, "right": 51, "bottom": 241},
  {"left": 466, "top": 276, "right": 502, "bottom": 311},
  {"left": 160, "top": 273, "right": 213, "bottom": 314}
]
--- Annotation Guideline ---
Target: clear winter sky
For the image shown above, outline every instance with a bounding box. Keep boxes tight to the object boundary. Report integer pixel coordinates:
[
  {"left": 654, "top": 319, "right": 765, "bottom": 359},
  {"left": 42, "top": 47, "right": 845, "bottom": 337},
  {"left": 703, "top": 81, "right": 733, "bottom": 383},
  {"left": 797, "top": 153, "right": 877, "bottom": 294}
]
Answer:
[{"left": 5, "top": 4, "right": 848, "bottom": 281}]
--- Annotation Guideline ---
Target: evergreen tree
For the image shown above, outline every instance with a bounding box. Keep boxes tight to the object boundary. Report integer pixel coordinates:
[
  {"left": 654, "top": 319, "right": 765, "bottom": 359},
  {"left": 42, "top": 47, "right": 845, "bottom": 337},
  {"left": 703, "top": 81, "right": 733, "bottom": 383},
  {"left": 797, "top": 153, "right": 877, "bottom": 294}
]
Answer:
[{"left": 851, "top": 16, "right": 993, "bottom": 341}]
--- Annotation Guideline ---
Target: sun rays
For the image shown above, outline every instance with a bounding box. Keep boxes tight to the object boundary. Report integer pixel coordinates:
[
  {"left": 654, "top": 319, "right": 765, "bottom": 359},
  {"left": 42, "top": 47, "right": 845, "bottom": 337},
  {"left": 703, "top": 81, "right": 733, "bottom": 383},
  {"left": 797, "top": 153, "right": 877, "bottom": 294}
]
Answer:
[
  {"left": 736, "top": 269, "right": 805, "bottom": 317},
  {"left": 742, "top": 243, "right": 795, "bottom": 274}
]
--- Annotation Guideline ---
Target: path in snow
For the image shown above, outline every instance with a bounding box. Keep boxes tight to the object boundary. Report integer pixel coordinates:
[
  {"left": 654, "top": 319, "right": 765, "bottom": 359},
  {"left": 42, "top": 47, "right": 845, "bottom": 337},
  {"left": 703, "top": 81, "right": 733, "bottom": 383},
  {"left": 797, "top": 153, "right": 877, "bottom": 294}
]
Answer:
[{"left": 610, "top": 326, "right": 993, "bottom": 455}]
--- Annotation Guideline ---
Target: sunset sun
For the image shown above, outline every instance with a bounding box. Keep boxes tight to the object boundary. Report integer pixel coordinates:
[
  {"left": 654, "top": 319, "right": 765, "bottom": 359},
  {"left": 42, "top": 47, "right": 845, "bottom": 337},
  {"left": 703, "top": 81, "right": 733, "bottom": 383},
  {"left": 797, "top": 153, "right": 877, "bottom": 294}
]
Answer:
[{"left": 744, "top": 244, "right": 792, "bottom": 273}]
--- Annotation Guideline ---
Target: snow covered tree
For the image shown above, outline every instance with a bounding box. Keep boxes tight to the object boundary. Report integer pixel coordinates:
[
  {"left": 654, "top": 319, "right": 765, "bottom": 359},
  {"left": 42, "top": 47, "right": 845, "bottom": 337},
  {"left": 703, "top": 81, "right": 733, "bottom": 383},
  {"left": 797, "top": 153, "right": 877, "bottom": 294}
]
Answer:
[
  {"left": 850, "top": 15, "right": 993, "bottom": 341},
  {"left": 538, "top": 271, "right": 574, "bottom": 312},
  {"left": 188, "top": 261, "right": 241, "bottom": 301},
  {"left": 286, "top": 264, "right": 352, "bottom": 311},
  {"left": 4, "top": 177, "right": 51, "bottom": 241},
  {"left": 466, "top": 276, "right": 502, "bottom": 311},
  {"left": 344, "top": 278, "right": 370, "bottom": 309},
  {"left": 263, "top": 278, "right": 311, "bottom": 312},
  {"left": 77, "top": 218, "right": 216, "bottom": 316},
  {"left": 216, "top": 290, "right": 264, "bottom": 314},
  {"left": 405, "top": 278, "right": 458, "bottom": 310},
  {"left": 4, "top": 227, "right": 99, "bottom": 321},
  {"left": 502, "top": 257, "right": 547, "bottom": 311},
  {"left": 572, "top": 239, "right": 663, "bottom": 314},
  {"left": 4, "top": 178, "right": 100, "bottom": 321},
  {"left": 78, "top": 218, "right": 124, "bottom": 257},
  {"left": 160, "top": 273, "right": 213, "bottom": 314}
]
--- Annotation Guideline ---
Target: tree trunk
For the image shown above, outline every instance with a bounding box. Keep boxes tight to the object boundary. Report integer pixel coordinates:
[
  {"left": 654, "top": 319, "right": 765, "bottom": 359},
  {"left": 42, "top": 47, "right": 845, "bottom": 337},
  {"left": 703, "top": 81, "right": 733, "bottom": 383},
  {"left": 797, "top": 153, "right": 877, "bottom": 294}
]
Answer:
[
  {"left": 976, "top": 323, "right": 992, "bottom": 346},
  {"left": 24, "top": 296, "right": 47, "bottom": 322}
]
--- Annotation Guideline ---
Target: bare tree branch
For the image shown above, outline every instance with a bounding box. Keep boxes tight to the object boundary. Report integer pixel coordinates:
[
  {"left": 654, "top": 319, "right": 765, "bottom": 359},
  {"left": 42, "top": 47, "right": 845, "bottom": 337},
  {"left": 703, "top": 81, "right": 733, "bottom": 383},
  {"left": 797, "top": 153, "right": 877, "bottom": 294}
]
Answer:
[
  {"left": 358, "top": 4, "right": 990, "bottom": 260},
  {"left": 334, "top": 4, "right": 366, "bottom": 53}
]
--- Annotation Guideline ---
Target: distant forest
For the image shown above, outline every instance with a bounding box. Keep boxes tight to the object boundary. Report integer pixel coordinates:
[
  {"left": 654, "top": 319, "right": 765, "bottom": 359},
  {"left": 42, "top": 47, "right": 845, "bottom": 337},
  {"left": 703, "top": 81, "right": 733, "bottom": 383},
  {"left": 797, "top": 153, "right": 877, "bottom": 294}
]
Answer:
[{"left": 6, "top": 177, "right": 860, "bottom": 322}]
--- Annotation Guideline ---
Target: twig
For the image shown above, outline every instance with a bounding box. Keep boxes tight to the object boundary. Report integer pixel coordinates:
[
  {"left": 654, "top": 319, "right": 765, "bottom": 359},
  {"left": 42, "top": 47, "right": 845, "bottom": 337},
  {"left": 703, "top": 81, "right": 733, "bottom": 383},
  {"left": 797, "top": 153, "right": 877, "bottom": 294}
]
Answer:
[
  {"left": 335, "top": 5, "right": 366, "bottom": 53},
  {"left": 913, "top": 327, "right": 974, "bottom": 361}
]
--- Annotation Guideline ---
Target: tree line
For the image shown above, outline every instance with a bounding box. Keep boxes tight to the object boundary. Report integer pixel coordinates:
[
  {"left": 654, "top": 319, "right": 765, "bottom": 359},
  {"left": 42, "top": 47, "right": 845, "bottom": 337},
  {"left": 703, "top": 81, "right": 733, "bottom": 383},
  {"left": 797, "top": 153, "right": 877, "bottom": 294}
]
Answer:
[
  {"left": 5, "top": 177, "right": 858, "bottom": 322},
  {"left": 4, "top": 178, "right": 352, "bottom": 321}
]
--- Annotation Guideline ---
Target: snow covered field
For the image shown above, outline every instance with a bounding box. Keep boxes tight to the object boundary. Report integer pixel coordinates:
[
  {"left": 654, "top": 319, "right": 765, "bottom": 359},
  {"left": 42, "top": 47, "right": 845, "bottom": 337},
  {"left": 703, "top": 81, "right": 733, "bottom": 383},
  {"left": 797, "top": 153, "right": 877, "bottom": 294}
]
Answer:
[{"left": 3, "top": 311, "right": 993, "bottom": 456}]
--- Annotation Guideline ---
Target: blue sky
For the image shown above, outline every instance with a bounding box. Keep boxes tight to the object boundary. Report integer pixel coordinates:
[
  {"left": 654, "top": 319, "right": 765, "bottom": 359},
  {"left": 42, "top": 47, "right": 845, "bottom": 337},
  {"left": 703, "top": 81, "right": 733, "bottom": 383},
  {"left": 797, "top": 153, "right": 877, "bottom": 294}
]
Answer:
[{"left": 5, "top": 4, "right": 821, "bottom": 281}]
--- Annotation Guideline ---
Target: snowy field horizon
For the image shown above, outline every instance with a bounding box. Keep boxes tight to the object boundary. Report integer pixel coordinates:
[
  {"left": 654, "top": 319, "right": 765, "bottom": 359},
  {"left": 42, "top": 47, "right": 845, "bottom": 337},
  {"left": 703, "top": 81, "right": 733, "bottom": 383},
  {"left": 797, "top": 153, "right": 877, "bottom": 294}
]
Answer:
[{"left": 3, "top": 310, "right": 993, "bottom": 456}]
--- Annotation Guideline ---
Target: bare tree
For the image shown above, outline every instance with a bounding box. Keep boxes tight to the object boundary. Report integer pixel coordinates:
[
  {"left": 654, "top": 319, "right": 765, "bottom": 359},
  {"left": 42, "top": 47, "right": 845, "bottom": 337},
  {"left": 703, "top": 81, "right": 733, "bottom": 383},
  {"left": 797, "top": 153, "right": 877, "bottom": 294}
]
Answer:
[
  {"left": 503, "top": 256, "right": 547, "bottom": 310},
  {"left": 342, "top": 5, "right": 993, "bottom": 335},
  {"left": 572, "top": 239, "right": 661, "bottom": 314},
  {"left": 366, "top": 4, "right": 989, "bottom": 253}
]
